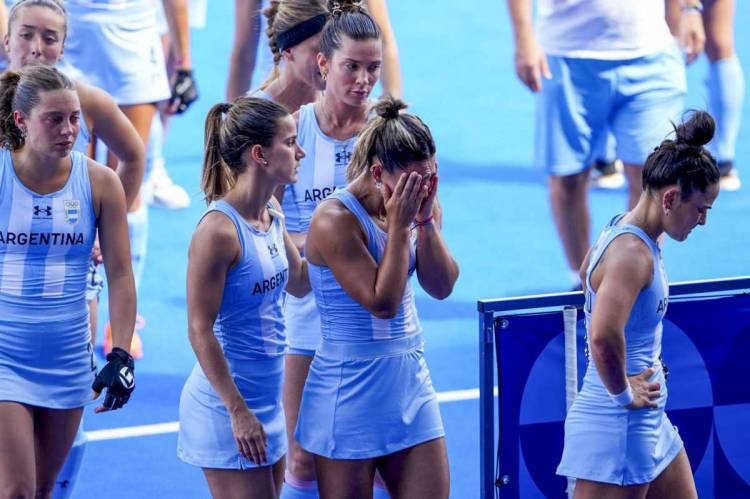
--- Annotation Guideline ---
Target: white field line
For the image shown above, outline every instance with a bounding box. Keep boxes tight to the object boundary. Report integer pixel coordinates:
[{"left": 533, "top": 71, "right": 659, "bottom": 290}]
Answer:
[{"left": 86, "top": 386, "right": 499, "bottom": 442}]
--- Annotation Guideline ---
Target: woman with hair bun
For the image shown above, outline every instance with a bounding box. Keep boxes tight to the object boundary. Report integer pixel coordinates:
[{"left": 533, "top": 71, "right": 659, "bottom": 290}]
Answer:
[
  {"left": 279, "top": 2, "right": 385, "bottom": 497},
  {"left": 178, "top": 96, "right": 309, "bottom": 499},
  {"left": 252, "top": 0, "right": 329, "bottom": 114},
  {"left": 296, "top": 96, "right": 459, "bottom": 498},
  {"left": 557, "top": 111, "right": 721, "bottom": 498}
]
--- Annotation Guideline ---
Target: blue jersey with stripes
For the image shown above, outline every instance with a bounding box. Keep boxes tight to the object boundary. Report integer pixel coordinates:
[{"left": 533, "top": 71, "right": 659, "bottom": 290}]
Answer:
[
  {"left": 0, "top": 149, "right": 96, "bottom": 322},
  {"left": 308, "top": 190, "right": 421, "bottom": 342},
  {"left": 584, "top": 214, "right": 668, "bottom": 375},
  {"left": 281, "top": 103, "right": 356, "bottom": 234},
  {"left": 209, "top": 200, "right": 289, "bottom": 359}
]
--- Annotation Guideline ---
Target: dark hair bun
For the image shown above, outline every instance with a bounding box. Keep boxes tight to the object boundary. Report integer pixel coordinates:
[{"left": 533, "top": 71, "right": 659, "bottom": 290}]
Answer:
[
  {"left": 675, "top": 110, "right": 715, "bottom": 148},
  {"left": 373, "top": 96, "right": 407, "bottom": 121}
]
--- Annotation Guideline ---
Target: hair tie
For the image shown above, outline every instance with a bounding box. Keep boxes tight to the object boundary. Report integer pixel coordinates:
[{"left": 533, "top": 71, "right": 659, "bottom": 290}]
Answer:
[{"left": 221, "top": 103, "right": 232, "bottom": 114}]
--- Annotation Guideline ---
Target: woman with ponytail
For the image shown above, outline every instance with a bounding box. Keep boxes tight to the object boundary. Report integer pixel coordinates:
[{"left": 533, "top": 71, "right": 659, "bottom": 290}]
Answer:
[
  {"left": 557, "top": 111, "right": 721, "bottom": 497},
  {"left": 0, "top": 65, "right": 136, "bottom": 498},
  {"left": 278, "top": 2, "right": 385, "bottom": 497},
  {"left": 296, "top": 97, "right": 458, "bottom": 498},
  {"left": 178, "top": 97, "right": 309, "bottom": 499},
  {"left": 251, "top": 0, "right": 328, "bottom": 114}
]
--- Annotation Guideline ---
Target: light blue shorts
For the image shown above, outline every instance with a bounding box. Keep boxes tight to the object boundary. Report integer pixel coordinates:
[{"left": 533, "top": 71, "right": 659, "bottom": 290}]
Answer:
[
  {"left": 63, "top": 6, "right": 170, "bottom": 106},
  {"left": 537, "top": 41, "right": 686, "bottom": 176},
  {"left": 178, "top": 356, "right": 287, "bottom": 469},
  {"left": 0, "top": 315, "right": 95, "bottom": 409},
  {"left": 557, "top": 365, "right": 683, "bottom": 485},
  {"left": 296, "top": 334, "right": 445, "bottom": 459}
]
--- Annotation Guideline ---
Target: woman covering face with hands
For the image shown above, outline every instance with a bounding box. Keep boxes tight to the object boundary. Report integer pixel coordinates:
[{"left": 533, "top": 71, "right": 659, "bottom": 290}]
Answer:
[{"left": 296, "top": 97, "right": 458, "bottom": 499}]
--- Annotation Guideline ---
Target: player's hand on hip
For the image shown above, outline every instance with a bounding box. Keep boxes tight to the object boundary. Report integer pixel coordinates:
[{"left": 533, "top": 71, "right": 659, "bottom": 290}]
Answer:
[
  {"left": 626, "top": 367, "right": 661, "bottom": 410},
  {"left": 91, "top": 347, "right": 135, "bottom": 412},
  {"left": 230, "top": 407, "right": 268, "bottom": 465},
  {"left": 514, "top": 35, "right": 551, "bottom": 92}
]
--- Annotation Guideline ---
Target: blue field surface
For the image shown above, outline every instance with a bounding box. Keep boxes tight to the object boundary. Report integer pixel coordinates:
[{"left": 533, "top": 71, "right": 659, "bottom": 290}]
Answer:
[{"left": 72, "top": 2, "right": 750, "bottom": 497}]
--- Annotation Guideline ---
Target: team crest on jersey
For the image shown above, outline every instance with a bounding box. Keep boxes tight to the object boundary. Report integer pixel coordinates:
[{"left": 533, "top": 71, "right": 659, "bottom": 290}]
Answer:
[{"left": 64, "top": 200, "right": 80, "bottom": 225}]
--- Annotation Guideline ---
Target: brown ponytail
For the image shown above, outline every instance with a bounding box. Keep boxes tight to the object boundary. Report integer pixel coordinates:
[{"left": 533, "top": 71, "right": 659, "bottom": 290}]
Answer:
[{"left": 201, "top": 97, "right": 290, "bottom": 204}]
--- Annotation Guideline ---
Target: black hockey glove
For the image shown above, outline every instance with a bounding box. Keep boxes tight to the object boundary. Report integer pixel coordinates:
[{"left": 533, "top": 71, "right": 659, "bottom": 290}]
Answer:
[
  {"left": 92, "top": 347, "right": 135, "bottom": 411},
  {"left": 169, "top": 69, "right": 199, "bottom": 114}
]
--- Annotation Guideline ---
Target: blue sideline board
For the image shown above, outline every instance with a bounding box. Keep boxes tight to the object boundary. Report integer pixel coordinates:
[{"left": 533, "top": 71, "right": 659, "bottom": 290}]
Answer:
[{"left": 478, "top": 277, "right": 750, "bottom": 499}]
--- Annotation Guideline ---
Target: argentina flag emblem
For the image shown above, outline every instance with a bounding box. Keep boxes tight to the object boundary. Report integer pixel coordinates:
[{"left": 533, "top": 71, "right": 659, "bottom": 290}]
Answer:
[{"left": 64, "top": 200, "right": 80, "bottom": 225}]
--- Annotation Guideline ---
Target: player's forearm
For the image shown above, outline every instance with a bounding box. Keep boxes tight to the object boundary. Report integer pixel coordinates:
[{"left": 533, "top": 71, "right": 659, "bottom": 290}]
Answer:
[
  {"left": 162, "top": 0, "right": 192, "bottom": 67},
  {"left": 115, "top": 158, "right": 146, "bottom": 209},
  {"left": 590, "top": 329, "right": 628, "bottom": 394},
  {"left": 107, "top": 271, "right": 137, "bottom": 352},
  {"left": 507, "top": 0, "right": 534, "bottom": 42},
  {"left": 189, "top": 326, "right": 247, "bottom": 414}
]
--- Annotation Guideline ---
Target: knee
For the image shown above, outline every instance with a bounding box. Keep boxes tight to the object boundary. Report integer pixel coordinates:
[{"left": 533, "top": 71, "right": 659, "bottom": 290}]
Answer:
[
  {"left": 0, "top": 481, "right": 35, "bottom": 499},
  {"left": 287, "top": 445, "right": 316, "bottom": 481},
  {"left": 705, "top": 38, "right": 734, "bottom": 62},
  {"left": 549, "top": 173, "right": 588, "bottom": 200}
]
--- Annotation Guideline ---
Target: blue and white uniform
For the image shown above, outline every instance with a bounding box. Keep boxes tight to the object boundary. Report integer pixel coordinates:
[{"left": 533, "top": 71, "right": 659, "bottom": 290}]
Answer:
[
  {"left": 63, "top": 0, "right": 170, "bottom": 105},
  {"left": 557, "top": 215, "right": 682, "bottom": 485},
  {"left": 178, "top": 200, "right": 289, "bottom": 469},
  {"left": 282, "top": 103, "right": 356, "bottom": 354},
  {"left": 296, "top": 190, "right": 444, "bottom": 459},
  {"left": 0, "top": 149, "right": 97, "bottom": 408}
]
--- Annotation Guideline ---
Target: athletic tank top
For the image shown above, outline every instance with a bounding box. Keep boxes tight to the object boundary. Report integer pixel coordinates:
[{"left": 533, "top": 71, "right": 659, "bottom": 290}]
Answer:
[
  {"left": 308, "top": 190, "right": 421, "bottom": 342},
  {"left": 584, "top": 214, "right": 668, "bottom": 374},
  {"left": 0, "top": 149, "right": 96, "bottom": 321},
  {"left": 281, "top": 103, "right": 356, "bottom": 234},
  {"left": 208, "top": 199, "right": 289, "bottom": 359}
]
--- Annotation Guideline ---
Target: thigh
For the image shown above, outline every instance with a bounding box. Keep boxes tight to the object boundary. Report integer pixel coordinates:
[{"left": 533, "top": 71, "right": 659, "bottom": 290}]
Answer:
[
  {"left": 378, "top": 437, "right": 449, "bottom": 499},
  {"left": 203, "top": 466, "right": 277, "bottom": 499},
  {"left": 314, "top": 455, "right": 376, "bottom": 499},
  {"left": 283, "top": 353, "right": 316, "bottom": 475},
  {"left": 574, "top": 479, "right": 648, "bottom": 499},
  {"left": 703, "top": 0, "right": 736, "bottom": 60},
  {"left": 283, "top": 353, "right": 314, "bottom": 436},
  {"left": 33, "top": 407, "right": 84, "bottom": 495},
  {"left": 645, "top": 448, "right": 697, "bottom": 499},
  {"left": 0, "top": 402, "right": 36, "bottom": 495}
]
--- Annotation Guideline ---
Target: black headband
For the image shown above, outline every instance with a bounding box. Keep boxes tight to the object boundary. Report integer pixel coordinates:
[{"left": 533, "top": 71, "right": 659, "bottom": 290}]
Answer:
[{"left": 276, "top": 14, "right": 327, "bottom": 52}]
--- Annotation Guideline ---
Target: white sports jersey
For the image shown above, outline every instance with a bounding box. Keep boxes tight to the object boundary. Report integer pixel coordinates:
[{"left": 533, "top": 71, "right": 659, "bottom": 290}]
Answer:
[{"left": 536, "top": 0, "right": 673, "bottom": 59}]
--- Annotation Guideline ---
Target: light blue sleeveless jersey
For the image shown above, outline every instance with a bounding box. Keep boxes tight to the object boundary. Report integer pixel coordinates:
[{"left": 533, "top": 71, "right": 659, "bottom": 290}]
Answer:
[
  {"left": 281, "top": 103, "right": 355, "bottom": 234},
  {"left": 309, "top": 190, "right": 421, "bottom": 342},
  {"left": 557, "top": 214, "right": 682, "bottom": 485},
  {"left": 0, "top": 149, "right": 96, "bottom": 322},
  {"left": 583, "top": 214, "right": 668, "bottom": 376},
  {"left": 66, "top": 0, "right": 156, "bottom": 19},
  {"left": 209, "top": 200, "right": 289, "bottom": 359}
]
